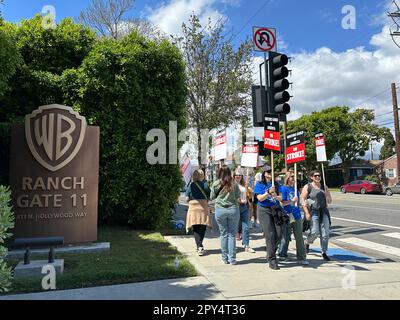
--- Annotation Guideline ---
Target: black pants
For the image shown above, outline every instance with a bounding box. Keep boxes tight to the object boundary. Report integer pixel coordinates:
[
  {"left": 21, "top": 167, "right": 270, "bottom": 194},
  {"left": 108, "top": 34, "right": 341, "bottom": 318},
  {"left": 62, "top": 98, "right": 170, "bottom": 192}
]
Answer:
[
  {"left": 193, "top": 225, "right": 207, "bottom": 249},
  {"left": 258, "top": 206, "right": 283, "bottom": 262}
]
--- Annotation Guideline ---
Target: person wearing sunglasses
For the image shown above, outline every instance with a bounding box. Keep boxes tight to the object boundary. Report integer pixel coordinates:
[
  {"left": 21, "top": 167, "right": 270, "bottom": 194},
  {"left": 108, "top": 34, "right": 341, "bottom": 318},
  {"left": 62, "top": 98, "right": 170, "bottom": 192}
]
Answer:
[{"left": 301, "top": 170, "right": 333, "bottom": 261}]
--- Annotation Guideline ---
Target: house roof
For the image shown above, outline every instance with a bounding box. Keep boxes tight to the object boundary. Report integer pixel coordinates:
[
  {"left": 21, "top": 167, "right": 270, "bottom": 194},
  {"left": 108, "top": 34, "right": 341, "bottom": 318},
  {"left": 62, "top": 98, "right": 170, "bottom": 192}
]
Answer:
[
  {"left": 374, "top": 154, "right": 398, "bottom": 167},
  {"left": 327, "top": 160, "right": 376, "bottom": 170}
]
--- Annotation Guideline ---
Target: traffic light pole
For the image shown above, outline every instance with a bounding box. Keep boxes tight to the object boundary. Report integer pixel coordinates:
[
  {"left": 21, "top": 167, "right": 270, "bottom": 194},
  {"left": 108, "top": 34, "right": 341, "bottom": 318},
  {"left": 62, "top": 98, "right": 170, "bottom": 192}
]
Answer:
[{"left": 264, "top": 52, "right": 275, "bottom": 186}]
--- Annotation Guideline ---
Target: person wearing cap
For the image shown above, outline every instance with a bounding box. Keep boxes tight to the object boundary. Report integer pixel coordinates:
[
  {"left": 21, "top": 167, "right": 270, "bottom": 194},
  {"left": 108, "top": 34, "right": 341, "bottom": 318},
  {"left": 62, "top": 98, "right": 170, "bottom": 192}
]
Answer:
[
  {"left": 234, "top": 168, "right": 256, "bottom": 253},
  {"left": 253, "top": 165, "right": 283, "bottom": 270}
]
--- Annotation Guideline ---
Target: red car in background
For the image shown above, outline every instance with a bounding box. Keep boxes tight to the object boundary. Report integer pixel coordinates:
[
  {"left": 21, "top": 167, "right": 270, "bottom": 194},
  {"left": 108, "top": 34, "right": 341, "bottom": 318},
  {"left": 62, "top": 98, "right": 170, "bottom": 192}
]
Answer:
[{"left": 340, "top": 180, "right": 383, "bottom": 194}]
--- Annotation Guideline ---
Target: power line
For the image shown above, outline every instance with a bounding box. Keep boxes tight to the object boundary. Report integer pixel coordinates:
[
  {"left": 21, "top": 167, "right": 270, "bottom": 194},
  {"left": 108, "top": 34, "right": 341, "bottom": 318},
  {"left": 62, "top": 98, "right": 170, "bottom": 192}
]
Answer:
[{"left": 231, "top": 0, "right": 272, "bottom": 41}]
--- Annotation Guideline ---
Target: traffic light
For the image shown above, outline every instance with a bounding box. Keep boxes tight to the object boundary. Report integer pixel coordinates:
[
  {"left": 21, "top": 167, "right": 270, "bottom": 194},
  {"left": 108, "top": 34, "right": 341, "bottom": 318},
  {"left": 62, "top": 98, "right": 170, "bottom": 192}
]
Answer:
[{"left": 268, "top": 51, "right": 291, "bottom": 121}]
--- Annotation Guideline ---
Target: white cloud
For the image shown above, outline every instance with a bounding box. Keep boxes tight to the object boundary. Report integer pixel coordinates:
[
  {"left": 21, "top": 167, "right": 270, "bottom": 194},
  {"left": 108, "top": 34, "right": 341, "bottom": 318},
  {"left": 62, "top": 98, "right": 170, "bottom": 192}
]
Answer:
[{"left": 146, "top": 0, "right": 225, "bottom": 37}]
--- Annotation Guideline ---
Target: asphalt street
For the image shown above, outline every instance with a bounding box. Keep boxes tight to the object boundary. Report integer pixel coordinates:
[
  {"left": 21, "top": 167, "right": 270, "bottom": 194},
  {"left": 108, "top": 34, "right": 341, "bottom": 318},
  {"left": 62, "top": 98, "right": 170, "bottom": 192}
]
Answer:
[{"left": 325, "top": 191, "right": 400, "bottom": 261}]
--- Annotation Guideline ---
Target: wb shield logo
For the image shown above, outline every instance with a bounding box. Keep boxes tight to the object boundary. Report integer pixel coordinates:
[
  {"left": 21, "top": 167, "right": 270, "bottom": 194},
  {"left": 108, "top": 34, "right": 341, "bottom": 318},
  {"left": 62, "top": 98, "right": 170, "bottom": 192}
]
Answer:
[{"left": 25, "top": 105, "right": 87, "bottom": 172}]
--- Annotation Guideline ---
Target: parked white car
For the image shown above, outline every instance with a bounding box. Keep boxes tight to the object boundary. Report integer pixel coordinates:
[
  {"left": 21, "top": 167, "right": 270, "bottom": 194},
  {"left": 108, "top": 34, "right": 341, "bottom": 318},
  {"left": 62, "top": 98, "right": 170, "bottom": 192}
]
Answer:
[{"left": 384, "top": 182, "right": 400, "bottom": 196}]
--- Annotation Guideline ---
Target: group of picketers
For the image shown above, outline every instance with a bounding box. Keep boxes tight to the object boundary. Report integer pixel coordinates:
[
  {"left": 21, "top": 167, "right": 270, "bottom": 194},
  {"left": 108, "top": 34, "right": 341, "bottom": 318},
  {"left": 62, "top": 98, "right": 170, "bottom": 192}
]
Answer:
[{"left": 185, "top": 164, "right": 332, "bottom": 270}]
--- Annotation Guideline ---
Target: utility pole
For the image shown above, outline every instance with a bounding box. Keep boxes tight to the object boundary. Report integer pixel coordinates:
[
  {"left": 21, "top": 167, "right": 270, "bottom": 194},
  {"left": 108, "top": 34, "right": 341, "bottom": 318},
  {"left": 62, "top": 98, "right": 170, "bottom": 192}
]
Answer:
[{"left": 391, "top": 83, "right": 400, "bottom": 181}]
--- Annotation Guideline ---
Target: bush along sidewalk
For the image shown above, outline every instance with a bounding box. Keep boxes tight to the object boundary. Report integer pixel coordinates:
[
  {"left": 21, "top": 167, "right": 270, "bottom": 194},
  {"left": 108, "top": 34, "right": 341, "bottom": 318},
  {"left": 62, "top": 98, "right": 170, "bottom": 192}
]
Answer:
[{"left": 0, "top": 185, "right": 14, "bottom": 292}]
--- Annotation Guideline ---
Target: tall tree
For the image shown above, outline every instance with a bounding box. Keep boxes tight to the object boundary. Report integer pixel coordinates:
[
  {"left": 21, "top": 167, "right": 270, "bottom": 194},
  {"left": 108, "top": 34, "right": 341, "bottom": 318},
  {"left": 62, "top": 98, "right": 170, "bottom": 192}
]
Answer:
[
  {"left": 79, "top": 0, "right": 135, "bottom": 39},
  {"left": 79, "top": 0, "right": 165, "bottom": 40},
  {"left": 380, "top": 128, "right": 396, "bottom": 160},
  {"left": 287, "top": 106, "right": 387, "bottom": 183},
  {"left": 174, "top": 15, "right": 253, "bottom": 165}
]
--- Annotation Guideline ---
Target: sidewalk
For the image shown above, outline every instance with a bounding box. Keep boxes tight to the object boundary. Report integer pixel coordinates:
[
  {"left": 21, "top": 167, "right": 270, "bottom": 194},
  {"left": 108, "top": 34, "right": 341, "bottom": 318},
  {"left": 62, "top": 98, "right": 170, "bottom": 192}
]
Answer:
[{"left": 2, "top": 203, "right": 400, "bottom": 300}]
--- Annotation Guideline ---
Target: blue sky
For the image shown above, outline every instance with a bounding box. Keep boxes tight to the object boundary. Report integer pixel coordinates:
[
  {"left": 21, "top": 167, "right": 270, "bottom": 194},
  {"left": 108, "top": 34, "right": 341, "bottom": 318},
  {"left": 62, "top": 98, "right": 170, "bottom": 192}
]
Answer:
[{"left": 1, "top": 0, "right": 387, "bottom": 53}]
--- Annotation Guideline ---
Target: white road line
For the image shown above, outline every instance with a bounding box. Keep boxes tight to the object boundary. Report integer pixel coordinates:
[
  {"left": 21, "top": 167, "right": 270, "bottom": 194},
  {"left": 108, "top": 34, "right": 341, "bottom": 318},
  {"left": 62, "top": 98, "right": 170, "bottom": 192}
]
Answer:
[
  {"left": 331, "top": 217, "right": 400, "bottom": 230},
  {"left": 335, "top": 237, "right": 400, "bottom": 257},
  {"left": 382, "top": 232, "right": 400, "bottom": 240},
  {"left": 331, "top": 204, "right": 400, "bottom": 213}
]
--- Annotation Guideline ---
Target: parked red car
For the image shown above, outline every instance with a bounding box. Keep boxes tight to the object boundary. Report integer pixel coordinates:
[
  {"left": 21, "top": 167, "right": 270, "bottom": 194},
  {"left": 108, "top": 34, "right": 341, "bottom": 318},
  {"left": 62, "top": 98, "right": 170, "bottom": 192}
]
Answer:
[{"left": 340, "top": 180, "right": 383, "bottom": 194}]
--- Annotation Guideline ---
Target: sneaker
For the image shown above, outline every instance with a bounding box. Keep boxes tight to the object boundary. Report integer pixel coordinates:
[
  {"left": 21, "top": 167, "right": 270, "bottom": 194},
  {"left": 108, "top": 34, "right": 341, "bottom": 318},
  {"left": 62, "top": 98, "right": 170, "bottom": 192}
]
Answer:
[
  {"left": 322, "top": 253, "right": 331, "bottom": 261},
  {"left": 197, "top": 247, "right": 205, "bottom": 256},
  {"left": 230, "top": 260, "right": 237, "bottom": 265},
  {"left": 278, "top": 255, "right": 288, "bottom": 261},
  {"left": 245, "top": 246, "right": 255, "bottom": 253},
  {"left": 269, "top": 260, "right": 280, "bottom": 270},
  {"left": 221, "top": 258, "right": 229, "bottom": 264},
  {"left": 299, "top": 260, "right": 310, "bottom": 265}
]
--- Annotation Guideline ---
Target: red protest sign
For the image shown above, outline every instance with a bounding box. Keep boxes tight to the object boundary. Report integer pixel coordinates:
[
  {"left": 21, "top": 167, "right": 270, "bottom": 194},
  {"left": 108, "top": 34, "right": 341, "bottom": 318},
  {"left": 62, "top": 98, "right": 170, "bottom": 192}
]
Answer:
[
  {"left": 286, "top": 131, "right": 306, "bottom": 165},
  {"left": 264, "top": 114, "right": 280, "bottom": 152},
  {"left": 264, "top": 131, "right": 281, "bottom": 152}
]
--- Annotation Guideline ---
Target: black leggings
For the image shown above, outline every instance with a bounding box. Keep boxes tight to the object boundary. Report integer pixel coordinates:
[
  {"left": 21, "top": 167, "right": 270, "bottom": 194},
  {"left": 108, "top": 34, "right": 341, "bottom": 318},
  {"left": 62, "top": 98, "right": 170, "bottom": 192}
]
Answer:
[{"left": 193, "top": 225, "right": 207, "bottom": 248}]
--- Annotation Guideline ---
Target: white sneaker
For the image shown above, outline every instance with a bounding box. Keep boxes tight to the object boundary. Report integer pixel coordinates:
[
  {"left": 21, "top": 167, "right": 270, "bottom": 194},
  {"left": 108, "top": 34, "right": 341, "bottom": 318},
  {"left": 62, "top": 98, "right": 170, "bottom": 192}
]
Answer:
[
  {"left": 198, "top": 247, "right": 205, "bottom": 256},
  {"left": 299, "top": 260, "right": 309, "bottom": 265},
  {"left": 245, "top": 246, "right": 255, "bottom": 253}
]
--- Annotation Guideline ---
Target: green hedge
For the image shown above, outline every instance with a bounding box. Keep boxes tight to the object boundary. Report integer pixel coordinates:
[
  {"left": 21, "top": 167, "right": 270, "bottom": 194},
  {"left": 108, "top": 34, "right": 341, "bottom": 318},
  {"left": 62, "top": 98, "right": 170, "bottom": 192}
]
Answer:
[
  {"left": 68, "top": 33, "right": 187, "bottom": 228},
  {"left": 0, "top": 186, "right": 14, "bottom": 292}
]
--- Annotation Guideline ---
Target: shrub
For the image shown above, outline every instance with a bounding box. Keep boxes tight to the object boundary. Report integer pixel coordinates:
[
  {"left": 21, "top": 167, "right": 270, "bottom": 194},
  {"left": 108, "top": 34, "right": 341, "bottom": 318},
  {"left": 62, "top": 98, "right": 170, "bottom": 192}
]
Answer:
[
  {"left": 364, "top": 175, "right": 380, "bottom": 183},
  {"left": 67, "top": 32, "right": 187, "bottom": 228},
  {"left": 0, "top": 186, "right": 14, "bottom": 292}
]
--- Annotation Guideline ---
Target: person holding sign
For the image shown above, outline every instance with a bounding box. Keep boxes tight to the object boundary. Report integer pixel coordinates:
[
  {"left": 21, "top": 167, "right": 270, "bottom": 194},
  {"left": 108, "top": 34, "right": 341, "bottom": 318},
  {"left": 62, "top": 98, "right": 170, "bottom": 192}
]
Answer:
[
  {"left": 211, "top": 166, "right": 241, "bottom": 265},
  {"left": 278, "top": 172, "right": 309, "bottom": 265},
  {"left": 253, "top": 165, "right": 284, "bottom": 270},
  {"left": 301, "top": 171, "right": 333, "bottom": 262},
  {"left": 185, "top": 169, "right": 212, "bottom": 256},
  {"left": 234, "top": 168, "right": 256, "bottom": 254}
]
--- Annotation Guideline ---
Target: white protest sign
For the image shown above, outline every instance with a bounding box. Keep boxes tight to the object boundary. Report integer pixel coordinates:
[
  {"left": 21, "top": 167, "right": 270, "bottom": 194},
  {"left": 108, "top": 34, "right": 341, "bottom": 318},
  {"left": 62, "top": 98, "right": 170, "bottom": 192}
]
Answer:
[
  {"left": 180, "top": 154, "right": 192, "bottom": 186},
  {"left": 214, "top": 130, "right": 227, "bottom": 161},
  {"left": 241, "top": 144, "right": 259, "bottom": 168},
  {"left": 315, "top": 133, "right": 327, "bottom": 162}
]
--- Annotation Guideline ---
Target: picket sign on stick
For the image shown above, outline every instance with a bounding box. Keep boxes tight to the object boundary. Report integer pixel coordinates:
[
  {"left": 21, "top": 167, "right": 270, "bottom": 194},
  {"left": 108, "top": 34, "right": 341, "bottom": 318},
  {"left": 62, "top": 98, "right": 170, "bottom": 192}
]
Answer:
[
  {"left": 294, "top": 163, "right": 298, "bottom": 207},
  {"left": 321, "top": 162, "right": 327, "bottom": 189},
  {"left": 271, "top": 151, "right": 275, "bottom": 187}
]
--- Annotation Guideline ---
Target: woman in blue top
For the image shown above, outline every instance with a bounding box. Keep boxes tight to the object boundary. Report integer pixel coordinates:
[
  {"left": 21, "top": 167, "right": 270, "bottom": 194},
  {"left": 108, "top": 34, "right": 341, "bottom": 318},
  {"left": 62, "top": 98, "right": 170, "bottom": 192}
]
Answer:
[
  {"left": 278, "top": 172, "right": 309, "bottom": 265},
  {"left": 253, "top": 166, "right": 283, "bottom": 270}
]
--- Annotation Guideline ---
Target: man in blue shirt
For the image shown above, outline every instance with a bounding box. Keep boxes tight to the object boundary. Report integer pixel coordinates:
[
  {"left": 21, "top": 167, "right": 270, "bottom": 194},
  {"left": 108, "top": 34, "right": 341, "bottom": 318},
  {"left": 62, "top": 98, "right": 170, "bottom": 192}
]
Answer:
[{"left": 253, "top": 165, "right": 283, "bottom": 270}]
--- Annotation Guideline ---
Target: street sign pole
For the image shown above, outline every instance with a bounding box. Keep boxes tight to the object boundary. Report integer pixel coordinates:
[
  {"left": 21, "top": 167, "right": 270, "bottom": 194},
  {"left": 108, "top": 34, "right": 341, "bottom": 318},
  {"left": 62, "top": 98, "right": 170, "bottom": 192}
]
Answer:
[
  {"left": 294, "top": 163, "right": 298, "bottom": 207},
  {"left": 264, "top": 52, "right": 269, "bottom": 114},
  {"left": 321, "top": 162, "right": 327, "bottom": 189}
]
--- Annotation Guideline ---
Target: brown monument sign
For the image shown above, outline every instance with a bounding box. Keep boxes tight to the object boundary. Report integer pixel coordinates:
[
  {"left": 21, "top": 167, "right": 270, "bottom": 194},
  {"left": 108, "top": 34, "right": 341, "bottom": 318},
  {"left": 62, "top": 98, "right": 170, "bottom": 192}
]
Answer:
[{"left": 9, "top": 104, "right": 99, "bottom": 244}]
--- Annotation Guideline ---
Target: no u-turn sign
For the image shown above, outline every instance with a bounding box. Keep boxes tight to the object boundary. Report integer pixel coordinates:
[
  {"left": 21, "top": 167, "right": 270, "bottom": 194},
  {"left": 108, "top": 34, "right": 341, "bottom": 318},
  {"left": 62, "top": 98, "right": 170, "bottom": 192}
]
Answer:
[{"left": 253, "top": 27, "right": 277, "bottom": 52}]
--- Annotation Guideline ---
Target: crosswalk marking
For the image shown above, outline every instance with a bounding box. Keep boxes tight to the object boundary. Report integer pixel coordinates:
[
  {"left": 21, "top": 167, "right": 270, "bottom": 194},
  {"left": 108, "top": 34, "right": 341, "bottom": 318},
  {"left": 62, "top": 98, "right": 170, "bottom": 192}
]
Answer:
[
  {"left": 382, "top": 232, "right": 400, "bottom": 240},
  {"left": 336, "top": 237, "right": 400, "bottom": 257},
  {"left": 331, "top": 217, "right": 400, "bottom": 230}
]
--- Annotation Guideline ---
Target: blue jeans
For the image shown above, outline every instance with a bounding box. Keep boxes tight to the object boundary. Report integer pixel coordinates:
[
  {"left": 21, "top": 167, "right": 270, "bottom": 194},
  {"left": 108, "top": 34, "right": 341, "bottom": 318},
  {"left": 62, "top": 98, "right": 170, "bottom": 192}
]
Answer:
[
  {"left": 239, "top": 206, "right": 250, "bottom": 246},
  {"left": 306, "top": 209, "right": 330, "bottom": 253},
  {"left": 215, "top": 206, "right": 240, "bottom": 263}
]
